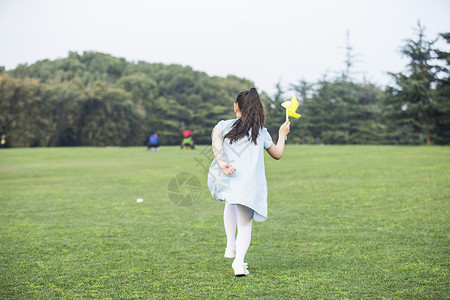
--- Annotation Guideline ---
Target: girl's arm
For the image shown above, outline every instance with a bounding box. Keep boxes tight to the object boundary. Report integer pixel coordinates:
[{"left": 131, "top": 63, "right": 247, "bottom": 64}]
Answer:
[
  {"left": 212, "top": 128, "right": 236, "bottom": 175},
  {"left": 266, "top": 120, "right": 290, "bottom": 160}
]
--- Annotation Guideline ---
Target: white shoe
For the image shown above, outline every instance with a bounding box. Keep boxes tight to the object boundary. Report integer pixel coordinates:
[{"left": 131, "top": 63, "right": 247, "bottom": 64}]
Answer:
[
  {"left": 232, "top": 261, "right": 249, "bottom": 276},
  {"left": 224, "top": 248, "right": 236, "bottom": 258}
]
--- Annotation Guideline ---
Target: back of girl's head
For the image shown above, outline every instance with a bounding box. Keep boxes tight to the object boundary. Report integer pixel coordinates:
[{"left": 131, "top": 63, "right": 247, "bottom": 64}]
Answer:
[{"left": 225, "top": 87, "right": 266, "bottom": 145}]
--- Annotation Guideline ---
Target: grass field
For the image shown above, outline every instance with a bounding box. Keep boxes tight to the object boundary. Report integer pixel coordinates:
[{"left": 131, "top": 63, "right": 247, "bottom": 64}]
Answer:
[{"left": 1, "top": 145, "right": 449, "bottom": 299}]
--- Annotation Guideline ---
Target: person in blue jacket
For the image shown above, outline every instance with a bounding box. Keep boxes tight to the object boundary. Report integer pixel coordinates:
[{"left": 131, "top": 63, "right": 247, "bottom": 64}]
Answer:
[{"left": 147, "top": 133, "right": 160, "bottom": 151}]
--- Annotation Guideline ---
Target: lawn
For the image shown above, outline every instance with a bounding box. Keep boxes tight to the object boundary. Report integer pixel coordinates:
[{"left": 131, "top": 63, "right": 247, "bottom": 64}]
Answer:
[{"left": 0, "top": 145, "right": 449, "bottom": 299}]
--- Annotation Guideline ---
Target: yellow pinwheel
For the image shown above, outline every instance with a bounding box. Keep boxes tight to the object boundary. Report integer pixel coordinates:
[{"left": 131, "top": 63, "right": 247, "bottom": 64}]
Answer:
[{"left": 281, "top": 95, "right": 301, "bottom": 121}]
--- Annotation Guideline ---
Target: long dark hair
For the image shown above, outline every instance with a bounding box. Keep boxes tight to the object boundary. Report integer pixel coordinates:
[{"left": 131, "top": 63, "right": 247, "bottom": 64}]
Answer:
[{"left": 225, "top": 87, "right": 266, "bottom": 145}]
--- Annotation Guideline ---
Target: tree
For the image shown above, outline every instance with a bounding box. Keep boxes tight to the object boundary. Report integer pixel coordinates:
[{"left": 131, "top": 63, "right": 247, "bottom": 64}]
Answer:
[
  {"left": 0, "top": 74, "right": 53, "bottom": 147},
  {"left": 387, "top": 21, "right": 438, "bottom": 145},
  {"left": 47, "top": 76, "right": 86, "bottom": 146},
  {"left": 431, "top": 32, "right": 450, "bottom": 144},
  {"left": 263, "top": 82, "right": 290, "bottom": 142},
  {"left": 4, "top": 51, "right": 256, "bottom": 147},
  {"left": 289, "top": 80, "right": 314, "bottom": 144}
]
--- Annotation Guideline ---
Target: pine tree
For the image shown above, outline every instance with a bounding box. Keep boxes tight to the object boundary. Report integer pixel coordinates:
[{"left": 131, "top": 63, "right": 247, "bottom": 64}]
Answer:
[
  {"left": 432, "top": 32, "right": 450, "bottom": 144},
  {"left": 387, "top": 21, "right": 438, "bottom": 145}
]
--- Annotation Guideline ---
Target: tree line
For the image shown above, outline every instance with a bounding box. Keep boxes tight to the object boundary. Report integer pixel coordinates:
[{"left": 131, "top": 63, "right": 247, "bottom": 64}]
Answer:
[{"left": 1, "top": 23, "right": 448, "bottom": 147}]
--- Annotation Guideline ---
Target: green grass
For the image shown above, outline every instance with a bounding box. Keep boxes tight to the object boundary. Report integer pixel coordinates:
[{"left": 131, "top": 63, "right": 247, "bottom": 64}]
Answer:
[{"left": 1, "top": 145, "right": 449, "bottom": 299}]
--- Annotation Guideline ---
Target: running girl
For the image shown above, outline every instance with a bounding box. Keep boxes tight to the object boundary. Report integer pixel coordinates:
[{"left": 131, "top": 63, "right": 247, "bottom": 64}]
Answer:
[{"left": 208, "top": 87, "right": 290, "bottom": 276}]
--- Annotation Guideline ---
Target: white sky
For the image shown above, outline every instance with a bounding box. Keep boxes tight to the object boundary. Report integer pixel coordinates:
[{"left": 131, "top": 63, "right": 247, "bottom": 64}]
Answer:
[{"left": 0, "top": 0, "right": 449, "bottom": 95}]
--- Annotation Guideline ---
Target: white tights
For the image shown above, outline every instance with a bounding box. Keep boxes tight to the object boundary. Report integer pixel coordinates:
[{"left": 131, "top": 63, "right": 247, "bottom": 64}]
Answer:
[{"left": 223, "top": 202, "right": 254, "bottom": 264}]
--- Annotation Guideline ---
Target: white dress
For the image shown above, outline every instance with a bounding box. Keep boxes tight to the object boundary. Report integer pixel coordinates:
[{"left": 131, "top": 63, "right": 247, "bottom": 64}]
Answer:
[{"left": 207, "top": 119, "right": 273, "bottom": 222}]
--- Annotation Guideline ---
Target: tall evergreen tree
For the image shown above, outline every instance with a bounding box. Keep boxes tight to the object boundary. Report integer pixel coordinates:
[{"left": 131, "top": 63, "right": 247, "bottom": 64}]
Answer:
[
  {"left": 432, "top": 32, "right": 450, "bottom": 144},
  {"left": 386, "top": 21, "right": 439, "bottom": 145},
  {"left": 289, "top": 80, "right": 314, "bottom": 144},
  {"left": 263, "top": 82, "right": 290, "bottom": 142}
]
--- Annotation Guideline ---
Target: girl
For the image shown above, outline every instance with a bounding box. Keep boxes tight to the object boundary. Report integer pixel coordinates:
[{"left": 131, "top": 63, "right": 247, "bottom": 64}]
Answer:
[{"left": 207, "top": 88, "right": 290, "bottom": 276}]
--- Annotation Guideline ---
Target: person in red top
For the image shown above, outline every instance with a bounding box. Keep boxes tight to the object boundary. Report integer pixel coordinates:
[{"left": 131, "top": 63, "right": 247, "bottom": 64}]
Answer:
[{"left": 181, "top": 129, "right": 195, "bottom": 149}]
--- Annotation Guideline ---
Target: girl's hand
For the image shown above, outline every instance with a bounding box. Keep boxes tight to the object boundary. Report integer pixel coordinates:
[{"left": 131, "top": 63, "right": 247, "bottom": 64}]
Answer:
[
  {"left": 219, "top": 162, "right": 236, "bottom": 175},
  {"left": 279, "top": 120, "right": 290, "bottom": 137}
]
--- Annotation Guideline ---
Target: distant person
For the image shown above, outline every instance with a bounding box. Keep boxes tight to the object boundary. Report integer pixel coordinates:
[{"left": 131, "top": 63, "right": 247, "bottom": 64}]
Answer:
[
  {"left": 207, "top": 88, "right": 290, "bottom": 276},
  {"left": 181, "top": 129, "right": 195, "bottom": 149},
  {"left": 147, "top": 133, "right": 160, "bottom": 151}
]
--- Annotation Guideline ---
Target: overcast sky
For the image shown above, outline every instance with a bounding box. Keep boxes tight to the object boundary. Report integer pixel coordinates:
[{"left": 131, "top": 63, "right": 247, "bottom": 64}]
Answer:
[{"left": 1, "top": 0, "right": 449, "bottom": 95}]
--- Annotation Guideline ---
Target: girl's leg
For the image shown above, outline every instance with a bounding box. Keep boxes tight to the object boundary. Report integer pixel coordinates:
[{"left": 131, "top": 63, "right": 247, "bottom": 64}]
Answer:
[
  {"left": 223, "top": 202, "right": 237, "bottom": 251},
  {"left": 234, "top": 204, "right": 254, "bottom": 265}
]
